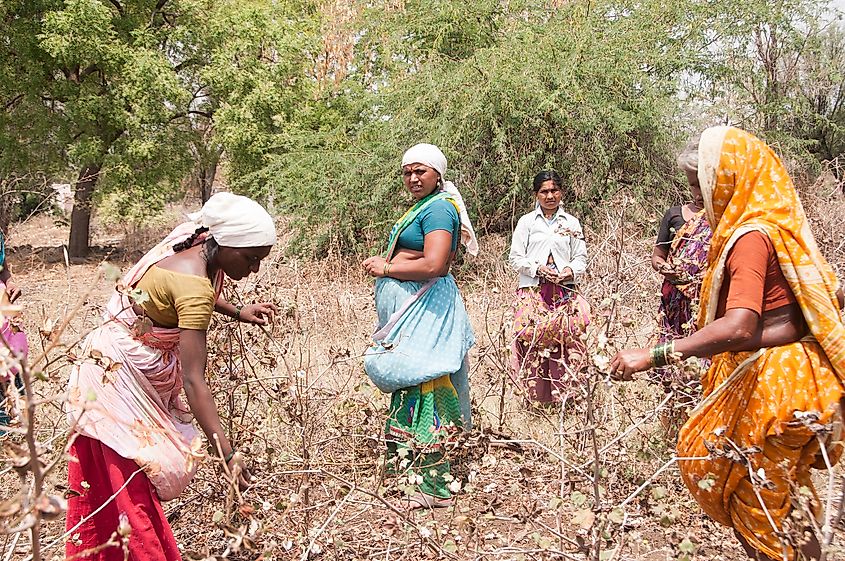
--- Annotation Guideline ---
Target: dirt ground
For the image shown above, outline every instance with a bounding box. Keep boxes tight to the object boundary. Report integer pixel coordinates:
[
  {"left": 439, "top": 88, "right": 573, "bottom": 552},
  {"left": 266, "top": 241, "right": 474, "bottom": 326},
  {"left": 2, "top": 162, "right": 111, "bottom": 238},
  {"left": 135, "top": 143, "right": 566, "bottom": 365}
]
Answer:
[{"left": 3, "top": 188, "right": 845, "bottom": 561}]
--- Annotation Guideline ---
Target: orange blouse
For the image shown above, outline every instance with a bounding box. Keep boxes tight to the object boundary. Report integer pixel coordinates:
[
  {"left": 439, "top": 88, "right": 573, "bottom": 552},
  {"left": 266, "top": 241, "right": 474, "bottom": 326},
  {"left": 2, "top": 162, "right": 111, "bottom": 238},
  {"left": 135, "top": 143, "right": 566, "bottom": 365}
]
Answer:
[{"left": 716, "top": 231, "right": 796, "bottom": 317}]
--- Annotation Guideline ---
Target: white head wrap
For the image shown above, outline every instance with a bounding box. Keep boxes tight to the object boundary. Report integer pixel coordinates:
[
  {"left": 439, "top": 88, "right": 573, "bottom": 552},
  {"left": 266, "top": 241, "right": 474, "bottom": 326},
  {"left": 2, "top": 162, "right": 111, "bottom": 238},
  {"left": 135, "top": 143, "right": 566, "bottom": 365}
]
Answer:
[
  {"left": 401, "top": 143, "right": 479, "bottom": 256},
  {"left": 187, "top": 192, "right": 277, "bottom": 248}
]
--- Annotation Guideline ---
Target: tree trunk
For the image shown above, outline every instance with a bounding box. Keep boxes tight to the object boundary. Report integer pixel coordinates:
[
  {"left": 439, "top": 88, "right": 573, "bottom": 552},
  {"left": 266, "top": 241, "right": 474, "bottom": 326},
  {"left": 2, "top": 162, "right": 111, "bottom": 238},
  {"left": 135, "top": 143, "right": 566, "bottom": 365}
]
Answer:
[
  {"left": 68, "top": 164, "right": 101, "bottom": 258},
  {"left": 199, "top": 159, "right": 217, "bottom": 204},
  {"left": 199, "top": 145, "right": 222, "bottom": 204}
]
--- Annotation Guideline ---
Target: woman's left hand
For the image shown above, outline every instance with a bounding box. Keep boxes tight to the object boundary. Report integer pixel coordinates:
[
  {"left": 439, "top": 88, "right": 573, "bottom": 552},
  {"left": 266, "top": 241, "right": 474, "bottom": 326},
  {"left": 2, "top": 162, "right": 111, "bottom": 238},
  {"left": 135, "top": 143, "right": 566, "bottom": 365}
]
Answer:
[
  {"left": 239, "top": 302, "right": 277, "bottom": 325},
  {"left": 555, "top": 267, "right": 574, "bottom": 283},
  {"left": 362, "top": 256, "right": 388, "bottom": 278},
  {"left": 4, "top": 279, "right": 21, "bottom": 303},
  {"left": 609, "top": 348, "right": 652, "bottom": 381}
]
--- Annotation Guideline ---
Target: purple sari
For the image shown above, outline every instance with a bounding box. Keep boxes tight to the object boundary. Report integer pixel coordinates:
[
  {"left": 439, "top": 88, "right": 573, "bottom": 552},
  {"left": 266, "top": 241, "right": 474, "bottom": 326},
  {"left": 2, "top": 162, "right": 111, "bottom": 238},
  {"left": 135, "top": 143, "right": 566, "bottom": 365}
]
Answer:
[{"left": 655, "top": 209, "right": 711, "bottom": 387}]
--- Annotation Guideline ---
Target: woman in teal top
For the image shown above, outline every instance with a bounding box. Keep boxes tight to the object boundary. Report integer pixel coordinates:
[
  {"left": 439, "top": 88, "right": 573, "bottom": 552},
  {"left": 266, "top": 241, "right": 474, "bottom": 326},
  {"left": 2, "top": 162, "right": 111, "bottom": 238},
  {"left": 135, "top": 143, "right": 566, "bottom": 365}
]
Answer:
[
  {"left": 362, "top": 143, "right": 477, "bottom": 510},
  {"left": 393, "top": 198, "right": 461, "bottom": 252}
]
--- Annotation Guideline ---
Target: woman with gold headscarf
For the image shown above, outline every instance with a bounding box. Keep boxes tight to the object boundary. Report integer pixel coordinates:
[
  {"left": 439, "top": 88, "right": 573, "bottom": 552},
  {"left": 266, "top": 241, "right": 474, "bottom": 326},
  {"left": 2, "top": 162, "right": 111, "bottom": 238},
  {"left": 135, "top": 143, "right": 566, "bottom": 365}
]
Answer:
[{"left": 610, "top": 126, "right": 845, "bottom": 561}]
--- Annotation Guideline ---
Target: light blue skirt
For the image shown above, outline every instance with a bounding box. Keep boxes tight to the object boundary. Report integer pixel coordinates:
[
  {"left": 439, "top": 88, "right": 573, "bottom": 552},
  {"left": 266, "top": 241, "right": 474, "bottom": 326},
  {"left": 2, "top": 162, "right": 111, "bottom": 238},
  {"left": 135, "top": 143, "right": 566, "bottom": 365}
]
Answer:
[{"left": 364, "top": 274, "right": 475, "bottom": 427}]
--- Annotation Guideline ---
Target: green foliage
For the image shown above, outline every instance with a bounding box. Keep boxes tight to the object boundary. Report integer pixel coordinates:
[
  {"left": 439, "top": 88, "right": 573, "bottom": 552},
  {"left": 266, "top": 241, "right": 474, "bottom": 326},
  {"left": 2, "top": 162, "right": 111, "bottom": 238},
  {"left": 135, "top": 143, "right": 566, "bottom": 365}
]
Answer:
[
  {"left": 3, "top": 0, "right": 845, "bottom": 255},
  {"left": 202, "top": 0, "right": 318, "bottom": 188},
  {"left": 1, "top": 0, "right": 314, "bottom": 247},
  {"left": 1, "top": 0, "right": 198, "bottom": 237},
  {"left": 0, "top": 1, "right": 68, "bottom": 177},
  {"left": 259, "top": 0, "right": 710, "bottom": 255}
]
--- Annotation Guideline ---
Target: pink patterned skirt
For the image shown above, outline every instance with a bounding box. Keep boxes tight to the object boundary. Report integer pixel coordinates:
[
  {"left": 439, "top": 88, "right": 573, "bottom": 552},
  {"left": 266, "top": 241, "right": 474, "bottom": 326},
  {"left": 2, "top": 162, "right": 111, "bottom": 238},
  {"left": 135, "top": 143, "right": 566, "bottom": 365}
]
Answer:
[
  {"left": 512, "top": 283, "right": 590, "bottom": 403},
  {"left": 0, "top": 317, "right": 28, "bottom": 429}
]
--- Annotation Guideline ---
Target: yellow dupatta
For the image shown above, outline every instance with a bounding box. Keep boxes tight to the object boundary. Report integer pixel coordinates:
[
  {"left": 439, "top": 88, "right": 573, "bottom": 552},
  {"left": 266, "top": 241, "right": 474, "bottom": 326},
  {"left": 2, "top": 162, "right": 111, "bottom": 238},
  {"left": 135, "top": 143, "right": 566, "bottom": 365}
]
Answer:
[
  {"left": 676, "top": 126, "right": 845, "bottom": 560},
  {"left": 696, "top": 126, "right": 844, "bottom": 381}
]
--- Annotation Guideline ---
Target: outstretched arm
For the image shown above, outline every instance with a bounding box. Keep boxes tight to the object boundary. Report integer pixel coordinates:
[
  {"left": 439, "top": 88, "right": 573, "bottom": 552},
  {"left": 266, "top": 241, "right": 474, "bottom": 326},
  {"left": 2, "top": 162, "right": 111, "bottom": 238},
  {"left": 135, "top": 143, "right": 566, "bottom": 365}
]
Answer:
[
  {"left": 179, "top": 329, "right": 250, "bottom": 489},
  {"left": 610, "top": 308, "right": 761, "bottom": 379},
  {"left": 215, "top": 296, "right": 277, "bottom": 324}
]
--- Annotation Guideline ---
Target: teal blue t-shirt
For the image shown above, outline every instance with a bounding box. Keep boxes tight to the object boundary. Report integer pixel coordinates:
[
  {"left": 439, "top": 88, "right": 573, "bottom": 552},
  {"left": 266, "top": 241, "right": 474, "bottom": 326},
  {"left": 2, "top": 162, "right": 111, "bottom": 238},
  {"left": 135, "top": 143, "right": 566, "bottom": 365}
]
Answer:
[
  {"left": 0, "top": 230, "right": 6, "bottom": 267},
  {"left": 396, "top": 199, "right": 460, "bottom": 252}
]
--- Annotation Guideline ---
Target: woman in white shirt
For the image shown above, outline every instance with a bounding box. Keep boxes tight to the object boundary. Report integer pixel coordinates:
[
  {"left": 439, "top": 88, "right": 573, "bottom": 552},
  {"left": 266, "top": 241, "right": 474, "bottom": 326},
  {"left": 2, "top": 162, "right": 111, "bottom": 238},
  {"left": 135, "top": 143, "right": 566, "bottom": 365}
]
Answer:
[{"left": 509, "top": 171, "right": 590, "bottom": 404}]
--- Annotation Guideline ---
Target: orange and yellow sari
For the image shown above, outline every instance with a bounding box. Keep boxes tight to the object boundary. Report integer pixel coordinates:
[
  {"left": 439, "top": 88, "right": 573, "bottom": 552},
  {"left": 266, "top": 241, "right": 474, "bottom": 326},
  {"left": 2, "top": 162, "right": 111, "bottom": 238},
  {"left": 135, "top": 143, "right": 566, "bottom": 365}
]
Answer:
[{"left": 676, "top": 127, "right": 845, "bottom": 560}]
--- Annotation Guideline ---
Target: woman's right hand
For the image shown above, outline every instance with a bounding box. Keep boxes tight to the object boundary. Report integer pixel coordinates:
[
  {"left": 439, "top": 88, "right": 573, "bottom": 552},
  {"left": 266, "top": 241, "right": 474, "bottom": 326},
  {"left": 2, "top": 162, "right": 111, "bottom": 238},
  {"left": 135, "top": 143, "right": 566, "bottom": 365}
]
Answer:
[
  {"left": 226, "top": 451, "right": 252, "bottom": 491},
  {"left": 609, "top": 348, "right": 652, "bottom": 380},
  {"left": 658, "top": 262, "right": 681, "bottom": 283},
  {"left": 537, "top": 265, "right": 556, "bottom": 281},
  {"left": 239, "top": 302, "right": 277, "bottom": 325},
  {"left": 362, "top": 255, "right": 388, "bottom": 277}
]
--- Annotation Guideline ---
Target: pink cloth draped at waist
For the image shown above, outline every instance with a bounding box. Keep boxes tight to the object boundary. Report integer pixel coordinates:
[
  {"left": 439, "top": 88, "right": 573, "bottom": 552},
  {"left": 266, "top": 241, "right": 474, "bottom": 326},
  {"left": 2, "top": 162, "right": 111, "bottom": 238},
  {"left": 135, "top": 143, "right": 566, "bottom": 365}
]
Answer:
[{"left": 66, "top": 319, "right": 200, "bottom": 501}]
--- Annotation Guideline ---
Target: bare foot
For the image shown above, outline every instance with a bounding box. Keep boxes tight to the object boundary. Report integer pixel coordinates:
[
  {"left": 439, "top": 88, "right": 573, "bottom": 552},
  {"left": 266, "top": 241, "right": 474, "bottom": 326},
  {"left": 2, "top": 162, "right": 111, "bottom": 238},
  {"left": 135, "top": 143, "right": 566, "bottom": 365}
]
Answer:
[{"left": 400, "top": 492, "right": 454, "bottom": 511}]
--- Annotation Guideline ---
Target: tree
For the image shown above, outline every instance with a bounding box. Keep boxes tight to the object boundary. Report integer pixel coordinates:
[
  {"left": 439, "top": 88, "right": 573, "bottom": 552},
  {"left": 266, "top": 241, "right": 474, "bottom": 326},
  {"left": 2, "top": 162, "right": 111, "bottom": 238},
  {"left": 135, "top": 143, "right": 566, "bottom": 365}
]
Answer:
[
  {"left": 695, "top": 0, "right": 837, "bottom": 159},
  {"left": 1, "top": 0, "right": 316, "bottom": 255},
  {"left": 200, "top": 0, "right": 318, "bottom": 201},
  {"left": 256, "top": 0, "right": 724, "bottom": 255},
  {"left": 31, "top": 0, "right": 205, "bottom": 255},
  {"left": 0, "top": 2, "right": 70, "bottom": 235},
  {"left": 795, "top": 24, "right": 845, "bottom": 164}
]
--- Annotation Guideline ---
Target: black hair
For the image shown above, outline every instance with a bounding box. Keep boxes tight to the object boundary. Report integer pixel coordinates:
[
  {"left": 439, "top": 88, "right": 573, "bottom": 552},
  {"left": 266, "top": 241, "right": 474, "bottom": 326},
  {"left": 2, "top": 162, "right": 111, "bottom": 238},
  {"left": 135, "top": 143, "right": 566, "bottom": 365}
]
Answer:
[
  {"left": 173, "top": 226, "right": 209, "bottom": 252},
  {"left": 532, "top": 170, "right": 563, "bottom": 193},
  {"left": 173, "top": 226, "right": 219, "bottom": 278},
  {"left": 202, "top": 238, "right": 219, "bottom": 279}
]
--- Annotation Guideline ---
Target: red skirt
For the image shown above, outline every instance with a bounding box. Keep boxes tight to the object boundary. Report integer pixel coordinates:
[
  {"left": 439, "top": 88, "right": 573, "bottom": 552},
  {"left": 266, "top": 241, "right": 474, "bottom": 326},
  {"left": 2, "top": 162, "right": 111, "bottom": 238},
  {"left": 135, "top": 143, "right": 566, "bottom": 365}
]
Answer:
[{"left": 66, "top": 435, "right": 182, "bottom": 561}]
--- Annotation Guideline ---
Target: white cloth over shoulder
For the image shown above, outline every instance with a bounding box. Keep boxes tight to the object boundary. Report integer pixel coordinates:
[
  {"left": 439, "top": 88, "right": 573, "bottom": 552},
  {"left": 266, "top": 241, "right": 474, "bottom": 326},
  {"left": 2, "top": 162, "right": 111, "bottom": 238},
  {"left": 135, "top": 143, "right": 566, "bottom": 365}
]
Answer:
[
  {"left": 401, "top": 143, "right": 479, "bottom": 256},
  {"left": 187, "top": 192, "right": 277, "bottom": 248}
]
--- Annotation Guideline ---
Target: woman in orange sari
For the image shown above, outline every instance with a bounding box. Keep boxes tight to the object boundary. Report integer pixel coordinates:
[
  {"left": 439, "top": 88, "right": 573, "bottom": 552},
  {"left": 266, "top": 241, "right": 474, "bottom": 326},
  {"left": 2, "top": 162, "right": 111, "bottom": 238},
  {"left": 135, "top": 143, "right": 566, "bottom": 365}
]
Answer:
[{"left": 611, "top": 127, "right": 845, "bottom": 560}]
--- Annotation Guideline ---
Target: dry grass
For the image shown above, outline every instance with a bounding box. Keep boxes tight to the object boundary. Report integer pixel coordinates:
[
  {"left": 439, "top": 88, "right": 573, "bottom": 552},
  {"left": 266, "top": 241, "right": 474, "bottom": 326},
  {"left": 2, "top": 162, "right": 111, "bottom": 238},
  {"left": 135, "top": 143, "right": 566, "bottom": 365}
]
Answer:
[{"left": 2, "top": 181, "right": 845, "bottom": 561}]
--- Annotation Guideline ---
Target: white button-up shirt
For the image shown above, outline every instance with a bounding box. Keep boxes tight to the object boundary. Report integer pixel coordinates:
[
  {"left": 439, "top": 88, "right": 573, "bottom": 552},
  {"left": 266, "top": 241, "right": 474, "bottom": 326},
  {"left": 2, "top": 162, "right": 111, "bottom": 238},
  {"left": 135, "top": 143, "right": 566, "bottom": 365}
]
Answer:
[{"left": 508, "top": 206, "right": 588, "bottom": 288}]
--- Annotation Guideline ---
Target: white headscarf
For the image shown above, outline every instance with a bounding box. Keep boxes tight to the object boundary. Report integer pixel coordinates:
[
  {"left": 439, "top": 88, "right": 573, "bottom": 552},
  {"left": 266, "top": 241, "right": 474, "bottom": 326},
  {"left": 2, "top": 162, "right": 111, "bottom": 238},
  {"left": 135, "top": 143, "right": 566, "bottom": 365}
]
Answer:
[
  {"left": 401, "top": 143, "right": 479, "bottom": 256},
  {"left": 187, "top": 192, "right": 277, "bottom": 248}
]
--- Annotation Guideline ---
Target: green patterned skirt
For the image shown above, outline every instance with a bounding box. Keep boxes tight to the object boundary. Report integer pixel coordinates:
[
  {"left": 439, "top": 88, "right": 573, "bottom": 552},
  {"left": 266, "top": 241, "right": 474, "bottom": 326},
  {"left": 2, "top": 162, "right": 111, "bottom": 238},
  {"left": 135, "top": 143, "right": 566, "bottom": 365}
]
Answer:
[{"left": 385, "top": 375, "right": 463, "bottom": 499}]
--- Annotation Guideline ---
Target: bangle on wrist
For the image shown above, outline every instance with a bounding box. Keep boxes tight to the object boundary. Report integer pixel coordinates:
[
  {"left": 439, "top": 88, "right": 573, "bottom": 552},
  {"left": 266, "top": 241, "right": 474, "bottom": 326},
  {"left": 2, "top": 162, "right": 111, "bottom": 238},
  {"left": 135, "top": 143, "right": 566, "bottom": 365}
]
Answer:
[
  {"left": 667, "top": 341, "right": 676, "bottom": 364},
  {"left": 234, "top": 304, "right": 243, "bottom": 320},
  {"left": 649, "top": 345, "right": 659, "bottom": 367},
  {"left": 650, "top": 341, "right": 678, "bottom": 368},
  {"left": 224, "top": 449, "right": 236, "bottom": 463},
  {"left": 383, "top": 262, "right": 391, "bottom": 276},
  {"left": 650, "top": 343, "right": 669, "bottom": 368}
]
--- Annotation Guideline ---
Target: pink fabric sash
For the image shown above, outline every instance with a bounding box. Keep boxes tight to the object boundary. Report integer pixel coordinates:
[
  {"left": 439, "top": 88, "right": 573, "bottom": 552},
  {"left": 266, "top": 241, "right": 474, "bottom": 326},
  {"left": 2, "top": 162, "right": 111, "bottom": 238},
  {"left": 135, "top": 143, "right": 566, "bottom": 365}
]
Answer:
[
  {"left": 0, "top": 281, "right": 28, "bottom": 382},
  {"left": 66, "top": 222, "right": 223, "bottom": 500}
]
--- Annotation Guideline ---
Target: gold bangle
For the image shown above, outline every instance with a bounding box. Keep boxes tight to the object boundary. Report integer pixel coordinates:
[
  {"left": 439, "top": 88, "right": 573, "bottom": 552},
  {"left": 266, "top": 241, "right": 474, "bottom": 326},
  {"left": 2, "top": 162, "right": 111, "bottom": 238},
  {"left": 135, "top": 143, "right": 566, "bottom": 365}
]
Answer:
[
  {"left": 650, "top": 345, "right": 661, "bottom": 367},
  {"left": 384, "top": 262, "right": 391, "bottom": 276},
  {"left": 651, "top": 343, "right": 669, "bottom": 368}
]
